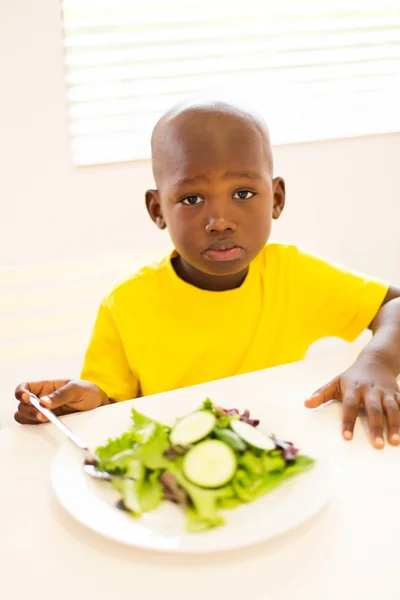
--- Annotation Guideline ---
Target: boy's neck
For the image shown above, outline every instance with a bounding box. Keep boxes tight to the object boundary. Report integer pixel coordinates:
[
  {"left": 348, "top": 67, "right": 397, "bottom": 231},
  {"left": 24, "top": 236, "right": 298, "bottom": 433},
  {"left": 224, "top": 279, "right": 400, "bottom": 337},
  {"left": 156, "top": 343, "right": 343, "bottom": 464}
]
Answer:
[{"left": 172, "top": 256, "right": 248, "bottom": 292}]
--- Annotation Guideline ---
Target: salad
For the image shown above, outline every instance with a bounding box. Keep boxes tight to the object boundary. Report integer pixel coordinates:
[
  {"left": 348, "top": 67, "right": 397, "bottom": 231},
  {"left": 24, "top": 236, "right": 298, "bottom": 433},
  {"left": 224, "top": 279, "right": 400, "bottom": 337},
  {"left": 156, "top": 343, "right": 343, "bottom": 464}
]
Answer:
[{"left": 95, "top": 400, "right": 315, "bottom": 533}]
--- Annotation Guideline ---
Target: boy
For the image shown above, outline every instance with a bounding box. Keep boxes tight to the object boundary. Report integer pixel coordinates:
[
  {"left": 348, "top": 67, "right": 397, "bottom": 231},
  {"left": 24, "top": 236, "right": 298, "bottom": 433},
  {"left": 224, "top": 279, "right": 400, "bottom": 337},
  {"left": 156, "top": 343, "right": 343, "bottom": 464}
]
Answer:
[{"left": 14, "top": 99, "right": 400, "bottom": 449}]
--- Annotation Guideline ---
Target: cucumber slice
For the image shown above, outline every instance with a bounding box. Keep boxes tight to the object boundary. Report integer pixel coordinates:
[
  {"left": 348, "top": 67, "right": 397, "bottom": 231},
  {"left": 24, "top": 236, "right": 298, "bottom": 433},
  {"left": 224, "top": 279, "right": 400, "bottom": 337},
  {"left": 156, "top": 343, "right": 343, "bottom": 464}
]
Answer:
[
  {"left": 183, "top": 440, "right": 237, "bottom": 488},
  {"left": 214, "top": 427, "right": 247, "bottom": 452},
  {"left": 231, "top": 420, "right": 276, "bottom": 451},
  {"left": 170, "top": 410, "right": 216, "bottom": 446}
]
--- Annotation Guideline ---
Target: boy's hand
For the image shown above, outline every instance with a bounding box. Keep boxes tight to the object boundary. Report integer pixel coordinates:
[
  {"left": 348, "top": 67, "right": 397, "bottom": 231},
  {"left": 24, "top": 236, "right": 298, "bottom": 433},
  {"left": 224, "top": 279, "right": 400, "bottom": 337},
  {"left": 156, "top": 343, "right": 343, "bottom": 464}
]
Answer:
[
  {"left": 304, "top": 357, "right": 400, "bottom": 448},
  {"left": 14, "top": 379, "right": 109, "bottom": 425}
]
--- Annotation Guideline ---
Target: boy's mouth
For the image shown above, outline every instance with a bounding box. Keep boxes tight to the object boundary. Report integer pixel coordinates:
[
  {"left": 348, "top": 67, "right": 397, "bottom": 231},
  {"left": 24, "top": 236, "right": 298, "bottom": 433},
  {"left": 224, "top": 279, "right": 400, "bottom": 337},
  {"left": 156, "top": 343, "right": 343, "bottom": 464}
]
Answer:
[{"left": 203, "top": 240, "right": 244, "bottom": 262}]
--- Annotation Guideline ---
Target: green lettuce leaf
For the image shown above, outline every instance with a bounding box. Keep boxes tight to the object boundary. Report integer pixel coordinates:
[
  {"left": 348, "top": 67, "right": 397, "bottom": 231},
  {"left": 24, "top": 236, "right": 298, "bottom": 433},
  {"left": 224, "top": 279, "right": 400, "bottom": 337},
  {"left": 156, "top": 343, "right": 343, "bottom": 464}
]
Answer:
[
  {"left": 130, "top": 408, "right": 169, "bottom": 444},
  {"left": 112, "top": 463, "right": 146, "bottom": 515},
  {"left": 139, "top": 470, "right": 164, "bottom": 512},
  {"left": 165, "top": 459, "right": 234, "bottom": 532},
  {"left": 96, "top": 432, "right": 139, "bottom": 466},
  {"left": 103, "top": 451, "right": 143, "bottom": 479},
  {"left": 233, "top": 455, "right": 315, "bottom": 503},
  {"left": 261, "top": 453, "right": 286, "bottom": 473},
  {"left": 112, "top": 468, "right": 163, "bottom": 516},
  {"left": 96, "top": 409, "right": 170, "bottom": 472},
  {"left": 240, "top": 451, "right": 264, "bottom": 476},
  {"left": 133, "top": 428, "right": 170, "bottom": 470},
  {"left": 284, "top": 455, "right": 315, "bottom": 474}
]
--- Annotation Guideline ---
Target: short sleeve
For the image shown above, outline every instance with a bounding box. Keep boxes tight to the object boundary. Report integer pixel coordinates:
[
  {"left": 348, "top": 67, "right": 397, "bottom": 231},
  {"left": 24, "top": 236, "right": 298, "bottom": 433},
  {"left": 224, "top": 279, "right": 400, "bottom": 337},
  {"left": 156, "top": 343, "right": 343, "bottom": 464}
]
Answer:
[
  {"left": 80, "top": 300, "right": 140, "bottom": 401},
  {"left": 292, "top": 249, "right": 389, "bottom": 344}
]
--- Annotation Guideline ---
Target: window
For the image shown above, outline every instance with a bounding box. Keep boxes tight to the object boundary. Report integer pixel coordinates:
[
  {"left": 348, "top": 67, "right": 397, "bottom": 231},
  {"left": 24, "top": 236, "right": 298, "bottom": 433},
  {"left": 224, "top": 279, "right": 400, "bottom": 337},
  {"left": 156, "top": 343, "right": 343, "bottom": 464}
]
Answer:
[{"left": 62, "top": 0, "right": 400, "bottom": 165}]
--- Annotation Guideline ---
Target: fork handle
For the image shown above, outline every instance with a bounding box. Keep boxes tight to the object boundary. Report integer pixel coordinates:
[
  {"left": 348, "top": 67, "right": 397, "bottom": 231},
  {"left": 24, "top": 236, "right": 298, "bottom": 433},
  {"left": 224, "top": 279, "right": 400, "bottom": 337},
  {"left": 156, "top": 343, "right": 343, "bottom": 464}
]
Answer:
[{"left": 29, "top": 393, "right": 96, "bottom": 464}]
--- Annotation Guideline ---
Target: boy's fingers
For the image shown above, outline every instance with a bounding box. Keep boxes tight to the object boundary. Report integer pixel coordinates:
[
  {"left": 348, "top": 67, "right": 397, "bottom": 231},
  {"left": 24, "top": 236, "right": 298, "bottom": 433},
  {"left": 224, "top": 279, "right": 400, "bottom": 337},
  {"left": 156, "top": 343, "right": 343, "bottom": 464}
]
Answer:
[
  {"left": 15, "top": 380, "right": 71, "bottom": 403},
  {"left": 14, "top": 406, "right": 44, "bottom": 425},
  {"left": 14, "top": 411, "right": 37, "bottom": 425},
  {"left": 17, "top": 402, "right": 39, "bottom": 418},
  {"left": 304, "top": 378, "right": 339, "bottom": 408},
  {"left": 15, "top": 383, "right": 34, "bottom": 403},
  {"left": 382, "top": 395, "right": 400, "bottom": 446},
  {"left": 364, "top": 393, "right": 385, "bottom": 449},
  {"left": 15, "top": 402, "right": 48, "bottom": 423},
  {"left": 341, "top": 391, "right": 361, "bottom": 440},
  {"left": 14, "top": 400, "right": 77, "bottom": 424},
  {"left": 40, "top": 382, "right": 81, "bottom": 410}
]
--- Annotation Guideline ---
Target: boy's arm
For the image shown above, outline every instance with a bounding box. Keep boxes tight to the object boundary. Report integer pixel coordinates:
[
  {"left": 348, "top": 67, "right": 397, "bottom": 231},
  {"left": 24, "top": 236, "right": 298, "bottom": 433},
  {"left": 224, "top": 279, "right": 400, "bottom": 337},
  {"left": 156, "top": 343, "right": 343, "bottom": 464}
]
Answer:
[
  {"left": 365, "top": 286, "right": 400, "bottom": 374},
  {"left": 305, "top": 286, "right": 400, "bottom": 449}
]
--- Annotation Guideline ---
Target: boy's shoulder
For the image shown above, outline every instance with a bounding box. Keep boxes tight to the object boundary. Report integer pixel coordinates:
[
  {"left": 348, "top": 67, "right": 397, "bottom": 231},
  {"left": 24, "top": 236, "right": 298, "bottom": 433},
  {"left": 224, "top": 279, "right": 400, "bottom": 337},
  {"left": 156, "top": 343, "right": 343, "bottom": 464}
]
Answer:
[
  {"left": 260, "top": 242, "right": 303, "bottom": 264},
  {"left": 257, "top": 243, "right": 324, "bottom": 279},
  {"left": 103, "top": 254, "right": 171, "bottom": 307},
  {"left": 262, "top": 243, "right": 338, "bottom": 274},
  {"left": 264, "top": 242, "right": 301, "bottom": 256}
]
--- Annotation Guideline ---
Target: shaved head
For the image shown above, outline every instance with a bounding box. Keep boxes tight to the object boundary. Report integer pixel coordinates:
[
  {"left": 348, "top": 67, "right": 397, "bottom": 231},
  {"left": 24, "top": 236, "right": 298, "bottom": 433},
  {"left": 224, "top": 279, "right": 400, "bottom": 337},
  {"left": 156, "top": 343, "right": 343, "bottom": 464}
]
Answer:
[{"left": 151, "top": 98, "right": 273, "bottom": 189}]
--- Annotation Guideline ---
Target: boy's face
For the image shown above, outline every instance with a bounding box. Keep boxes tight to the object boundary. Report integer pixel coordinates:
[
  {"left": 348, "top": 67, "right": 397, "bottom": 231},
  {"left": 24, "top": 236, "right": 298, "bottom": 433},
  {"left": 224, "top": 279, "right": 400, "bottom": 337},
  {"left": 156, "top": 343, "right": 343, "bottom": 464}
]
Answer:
[{"left": 146, "top": 108, "right": 285, "bottom": 290}]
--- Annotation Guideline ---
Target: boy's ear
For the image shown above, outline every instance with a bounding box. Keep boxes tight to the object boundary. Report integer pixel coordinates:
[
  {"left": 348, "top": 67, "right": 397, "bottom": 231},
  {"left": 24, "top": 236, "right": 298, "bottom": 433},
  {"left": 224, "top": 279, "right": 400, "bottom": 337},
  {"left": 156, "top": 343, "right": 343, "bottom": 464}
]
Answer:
[
  {"left": 145, "top": 189, "right": 166, "bottom": 230},
  {"left": 272, "top": 177, "right": 285, "bottom": 220}
]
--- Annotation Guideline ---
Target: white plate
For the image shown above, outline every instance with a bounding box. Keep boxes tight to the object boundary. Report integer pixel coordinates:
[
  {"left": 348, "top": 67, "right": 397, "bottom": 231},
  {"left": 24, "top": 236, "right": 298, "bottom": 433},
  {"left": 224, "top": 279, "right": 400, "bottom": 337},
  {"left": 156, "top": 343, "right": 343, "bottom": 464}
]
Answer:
[{"left": 52, "top": 392, "right": 332, "bottom": 554}]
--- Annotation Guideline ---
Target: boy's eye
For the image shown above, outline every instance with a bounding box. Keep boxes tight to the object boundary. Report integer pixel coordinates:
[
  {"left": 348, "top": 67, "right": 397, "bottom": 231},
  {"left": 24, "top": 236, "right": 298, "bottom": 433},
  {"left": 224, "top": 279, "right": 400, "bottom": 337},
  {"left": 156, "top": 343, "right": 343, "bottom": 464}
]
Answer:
[
  {"left": 181, "top": 195, "right": 203, "bottom": 206},
  {"left": 233, "top": 190, "right": 255, "bottom": 200}
]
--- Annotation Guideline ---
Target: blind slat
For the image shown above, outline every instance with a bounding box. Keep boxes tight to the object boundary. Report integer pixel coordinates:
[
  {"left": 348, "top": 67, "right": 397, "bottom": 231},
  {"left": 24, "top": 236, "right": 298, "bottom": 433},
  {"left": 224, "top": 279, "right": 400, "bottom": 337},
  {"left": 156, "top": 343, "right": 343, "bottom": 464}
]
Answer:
[
  {"left": 63, "top": 10, "right": 400, "bottom": 31},
  {"left": 64, "top": 17, "right": 400, "bottom": 48},
  {"left": 67, "top": 45, "right": 400, "bottom": 86},
  {"left": 62, "top": 0, "right": 400, "bottom": 15},
  {"left": 68, "top": 71, "right": 400, "bottom": 121},
  {"left": 65, "top": 30, "right": 400, "bottom": 67},
  {"left": 67, "top": 58, "right": 400, "bottom": 103}
]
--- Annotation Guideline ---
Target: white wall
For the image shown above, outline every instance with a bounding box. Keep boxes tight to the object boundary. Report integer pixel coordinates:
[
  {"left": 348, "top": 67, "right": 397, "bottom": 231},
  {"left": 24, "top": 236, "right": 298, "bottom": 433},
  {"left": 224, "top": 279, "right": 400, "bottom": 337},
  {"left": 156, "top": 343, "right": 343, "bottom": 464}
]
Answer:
[{"left": 1, "top": 0, "right": 400, "bottom": 280}]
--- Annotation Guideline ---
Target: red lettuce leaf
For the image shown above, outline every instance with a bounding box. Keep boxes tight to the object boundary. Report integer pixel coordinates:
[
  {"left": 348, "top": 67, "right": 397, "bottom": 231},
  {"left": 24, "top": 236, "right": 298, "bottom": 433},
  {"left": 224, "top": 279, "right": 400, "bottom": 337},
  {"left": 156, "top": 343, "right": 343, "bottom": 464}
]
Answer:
[
  {"left": 271, "top": 436, "right": 299, "bottom": 461},
  {"left": 213, "top": 405, "right": 260, "bottom": 427},
  {"left": 159, "top": 472, "right": 189, "bottom": 507}
]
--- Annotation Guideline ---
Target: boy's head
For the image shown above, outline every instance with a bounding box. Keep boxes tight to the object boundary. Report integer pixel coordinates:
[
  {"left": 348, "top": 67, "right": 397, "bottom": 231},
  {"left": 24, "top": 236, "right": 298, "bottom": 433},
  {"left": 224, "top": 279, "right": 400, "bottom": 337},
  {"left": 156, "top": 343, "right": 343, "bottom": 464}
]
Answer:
[{"left": 146, "top": 99, "right": 285, "bottom": 290}]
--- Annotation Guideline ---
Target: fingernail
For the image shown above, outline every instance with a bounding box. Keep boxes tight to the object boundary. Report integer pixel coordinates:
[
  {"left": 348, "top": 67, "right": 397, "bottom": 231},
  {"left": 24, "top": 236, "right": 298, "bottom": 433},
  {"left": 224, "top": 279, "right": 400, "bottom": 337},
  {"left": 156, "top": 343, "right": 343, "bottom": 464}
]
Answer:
[
  {"left": 40, "top": 396, "right": 51, "bottom": 406},
  {"left": 375, "top": 437, "right": 384, "bottom": 448},
  {"left": 391, "top": 433, "right": 400, "bottom": 444},
  {"left": 36, "top": 412, "right": 47, "bottom": 422},
  {"left": 343, "top": 430, "right": 353, "bottom": 440}
]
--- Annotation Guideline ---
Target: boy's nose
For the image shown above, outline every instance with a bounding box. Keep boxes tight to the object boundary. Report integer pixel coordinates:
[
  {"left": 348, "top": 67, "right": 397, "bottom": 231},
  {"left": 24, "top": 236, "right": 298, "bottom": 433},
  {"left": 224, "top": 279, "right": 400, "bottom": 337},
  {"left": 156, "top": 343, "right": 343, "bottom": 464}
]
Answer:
[{"left": 205, "top": 215, "right": 236, "bottom": 234}]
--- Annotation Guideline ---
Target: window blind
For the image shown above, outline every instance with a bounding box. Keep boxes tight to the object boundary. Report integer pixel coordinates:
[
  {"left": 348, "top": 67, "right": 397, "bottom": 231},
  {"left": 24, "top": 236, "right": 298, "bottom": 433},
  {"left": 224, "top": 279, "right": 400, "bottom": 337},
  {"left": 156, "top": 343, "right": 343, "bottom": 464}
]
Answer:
[{"left": 62, "top": 0, "right": 400, "bottom": 166}]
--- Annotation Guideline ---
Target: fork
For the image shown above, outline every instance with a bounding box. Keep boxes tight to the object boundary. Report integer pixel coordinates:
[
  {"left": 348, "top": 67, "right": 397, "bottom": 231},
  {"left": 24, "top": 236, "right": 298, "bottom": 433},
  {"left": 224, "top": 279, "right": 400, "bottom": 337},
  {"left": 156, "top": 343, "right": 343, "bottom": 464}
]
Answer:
[{"left": 29, "top": 393, "right": 119, "bottom": 481}]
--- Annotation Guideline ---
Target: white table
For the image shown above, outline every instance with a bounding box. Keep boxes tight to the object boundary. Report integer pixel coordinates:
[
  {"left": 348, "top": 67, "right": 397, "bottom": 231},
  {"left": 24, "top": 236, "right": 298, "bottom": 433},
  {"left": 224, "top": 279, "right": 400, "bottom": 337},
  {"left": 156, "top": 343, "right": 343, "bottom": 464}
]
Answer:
[{"left": 2, "top": 348, "right": 400, "bottom": 600}]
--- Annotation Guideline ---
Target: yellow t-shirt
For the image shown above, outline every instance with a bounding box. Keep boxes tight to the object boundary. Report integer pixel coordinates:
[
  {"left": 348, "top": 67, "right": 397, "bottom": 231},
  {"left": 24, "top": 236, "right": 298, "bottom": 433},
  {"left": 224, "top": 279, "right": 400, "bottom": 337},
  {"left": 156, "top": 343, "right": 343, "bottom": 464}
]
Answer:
[{"left": 80, "top": 244, "right": 388, "bottom": 401}]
